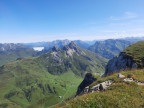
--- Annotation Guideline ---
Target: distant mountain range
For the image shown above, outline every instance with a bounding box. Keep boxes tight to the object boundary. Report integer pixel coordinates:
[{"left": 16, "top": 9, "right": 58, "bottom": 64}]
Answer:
[
  {"left": 22, "top": 37, "right": 144, "bottom": 60},
  {"left": 88, "top": 39, "right": 133, "bottom": 59},
  {"left": 22, "top": 39, "right": 92, "bottom": 51},
  {"left": 0, "top": 37, "right": 143, "bottom": 66}
]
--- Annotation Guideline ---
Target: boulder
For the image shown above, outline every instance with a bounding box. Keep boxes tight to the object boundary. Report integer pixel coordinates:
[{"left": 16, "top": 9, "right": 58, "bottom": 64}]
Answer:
[{"left": 118, "top": 73, "right": 125, "bottom": 78}]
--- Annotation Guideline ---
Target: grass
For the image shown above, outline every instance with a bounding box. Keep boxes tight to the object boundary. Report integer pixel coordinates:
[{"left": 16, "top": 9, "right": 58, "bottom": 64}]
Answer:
[
  {"left": 65, "top": 69, "right": 144, "bottom": 108},
  {"left": 0, "top": 56, "right": 83, "bottom": 108},
  {"left": 122, "top": 41, "right": 144, "bottom": 67}
]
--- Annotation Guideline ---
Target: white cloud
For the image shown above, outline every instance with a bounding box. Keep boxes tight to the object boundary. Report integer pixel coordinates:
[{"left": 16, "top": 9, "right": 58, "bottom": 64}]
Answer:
[{"left": 110, "top": 12, "right": 138, "bottom": 20}]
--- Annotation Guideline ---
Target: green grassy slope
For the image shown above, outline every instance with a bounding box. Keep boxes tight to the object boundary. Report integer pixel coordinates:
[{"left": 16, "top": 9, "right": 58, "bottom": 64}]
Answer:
[
  {"left": 65, "top": 69, "right": 144, "bottom": 108},
  {"left": 0, "top": 42, "right": 107, "bottom": 108},
  {"left": 0, "top": 57, "right": 82, "bottom": 108},
  {"left": 0, "top": 44, "right": 36, "bottom": 66},
  {"left": 122, "top": 41, "right": 144, "bottom": 67}
]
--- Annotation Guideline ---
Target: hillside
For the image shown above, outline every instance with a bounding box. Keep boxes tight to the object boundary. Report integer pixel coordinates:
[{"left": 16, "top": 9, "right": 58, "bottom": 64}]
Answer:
[
  {"left": 88, "top": 39, "right": 132, "bottom": 59},
  {"left": 65, "top": 41, "right": 144, "bottom": 108},
  {"left": 65, "top": 69, "right": 144, "bottom": 108},
  {"left": 104, "top": 41, "right": 144, "bottom": 76},
  {"left": 0, "top": 42, "right": 107, "bottom": 108},
  {"left": 0, "top": 43, "right": 36, "bottom": 66},
  {"left": 122, "top": 41, "right": 144, "bottom": 67}
]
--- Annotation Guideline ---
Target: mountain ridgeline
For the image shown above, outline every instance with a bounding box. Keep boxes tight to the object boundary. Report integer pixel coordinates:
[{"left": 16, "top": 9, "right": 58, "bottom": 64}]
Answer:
[
  {"left": 23, "top": 39, "right": 91, "bottom": 52},
  {"left": 23, "top": 39, "right": 135, "bottom": 60},
  {"left": 0, "top": 42, "right": 107, "bottom": 108},
  {"left": 88, "top": 39, "right": 132, "bottom": 59},
  {"left": 38, "top": 42, "right": 107, "bottom": 76}
]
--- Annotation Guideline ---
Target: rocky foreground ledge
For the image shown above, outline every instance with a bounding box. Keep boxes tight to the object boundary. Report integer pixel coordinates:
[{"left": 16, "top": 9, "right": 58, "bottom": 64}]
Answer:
[{"left": 77, "top": 73, "right": 144, "bottom": 96}]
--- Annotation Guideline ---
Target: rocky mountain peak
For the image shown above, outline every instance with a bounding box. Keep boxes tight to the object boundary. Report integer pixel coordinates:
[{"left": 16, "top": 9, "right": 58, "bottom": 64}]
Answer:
[
  {"left": 68, "top": 41, "right": 77, "bottom": 48},
  {"left": 63, "top": 41, "right": 86, "bottom": 56},
  {"left": 63, "top": 41, "right": 78, "bottom": 51},
  {"left": 52, "top": 46, "right": 61, "bottom": 52}
]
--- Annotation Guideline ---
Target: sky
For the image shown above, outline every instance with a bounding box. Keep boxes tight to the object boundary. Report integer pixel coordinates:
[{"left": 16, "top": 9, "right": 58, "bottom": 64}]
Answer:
[{"left": 0, "top": 0, "right": 144, "bottom": 43}]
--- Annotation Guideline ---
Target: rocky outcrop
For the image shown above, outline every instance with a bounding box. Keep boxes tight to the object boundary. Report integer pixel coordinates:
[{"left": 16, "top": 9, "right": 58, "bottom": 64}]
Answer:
[
  {"left": 52, "top": 46, "right": 61, "bottom": 52},
  {"left": 90, "top": 80, "right": 113, "bottom": 92},
  {"left": 78, "top": 80, "right": 113, "bottom": 95},
  {"left": 103, "top": 52, "right": 137, "bottom": 77},
  {"left": 76, "top": 73, "right": 97, "bottom": 96}
]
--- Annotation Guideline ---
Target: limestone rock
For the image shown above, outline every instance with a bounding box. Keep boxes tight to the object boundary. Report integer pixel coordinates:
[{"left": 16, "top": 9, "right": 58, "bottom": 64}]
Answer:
[
  {"left": 103, "top": 52, "right": 137, "bottom": 77},
  {"left": 123, "top": 78, "right": 133, "bottom": 82},
  {"left": 118, "top": 73, "right": 125, "bottom": 78},
  {"left": 90, "top": 80, "right": 113, "bottom": 92},
  {"left": 82, "top": 80, "right": 113, "bottom": 95},
  {"left": 52, "top": 46, "right": 61, "bottom": 52}
]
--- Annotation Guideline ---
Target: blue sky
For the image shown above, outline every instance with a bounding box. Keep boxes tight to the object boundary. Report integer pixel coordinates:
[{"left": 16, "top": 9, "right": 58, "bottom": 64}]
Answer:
[{"left": 0, "top": 0, "right": 144, "bottom": 43}]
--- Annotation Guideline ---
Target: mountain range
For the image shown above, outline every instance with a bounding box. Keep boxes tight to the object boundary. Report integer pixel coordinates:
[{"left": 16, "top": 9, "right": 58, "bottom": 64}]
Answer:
[
  {"left": 1, "top": 37, "right": 143, "bottom": 67},
  {"left": 88, "top": 39, "right": 133, "bottom": 59},
  {"left": 0, "top": 38, "right": 144, "bottom": 108},
  {"left": 0, "top": 42, "right": 107, "bottom": 108}
]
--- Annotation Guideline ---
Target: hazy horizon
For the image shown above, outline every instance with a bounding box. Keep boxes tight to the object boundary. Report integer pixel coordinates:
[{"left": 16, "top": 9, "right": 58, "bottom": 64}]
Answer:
[{"left": 1, "top": 0, "right": 144, "bottom": 43}]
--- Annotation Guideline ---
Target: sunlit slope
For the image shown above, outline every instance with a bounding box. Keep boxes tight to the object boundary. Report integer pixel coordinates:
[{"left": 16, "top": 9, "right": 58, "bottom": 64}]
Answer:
[{"left": 66, "top": 69, "right": 144, "bottom": 108}]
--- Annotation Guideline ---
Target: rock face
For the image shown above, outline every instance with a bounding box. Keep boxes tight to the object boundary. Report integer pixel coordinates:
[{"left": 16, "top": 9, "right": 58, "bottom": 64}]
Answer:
[
  {"left": 103, "top": 52, "right": 137, "bottom": 77},
  {"left": 63, "top": 41, "right": 85, "bottom": 56},
  {"left": 52, "top": 46, "right": 61, "bottom": 52},
  {"left": 76, "top": 73, "right": 97, "bottom": 95}
]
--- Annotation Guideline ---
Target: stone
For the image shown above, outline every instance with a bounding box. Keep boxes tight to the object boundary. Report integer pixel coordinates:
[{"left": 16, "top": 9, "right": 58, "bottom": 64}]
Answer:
[
  {"left": 59, "top": 96, "right": 62, "bottom": 98},
  {"left": 123, "top": 78, "right": 133, "bottom": 82},
  {"left": 89, "top": 80, "right": 113, "bottom": 92},
  {"left": 117, "top": 73, "right": 125, "bottom": 78}
]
